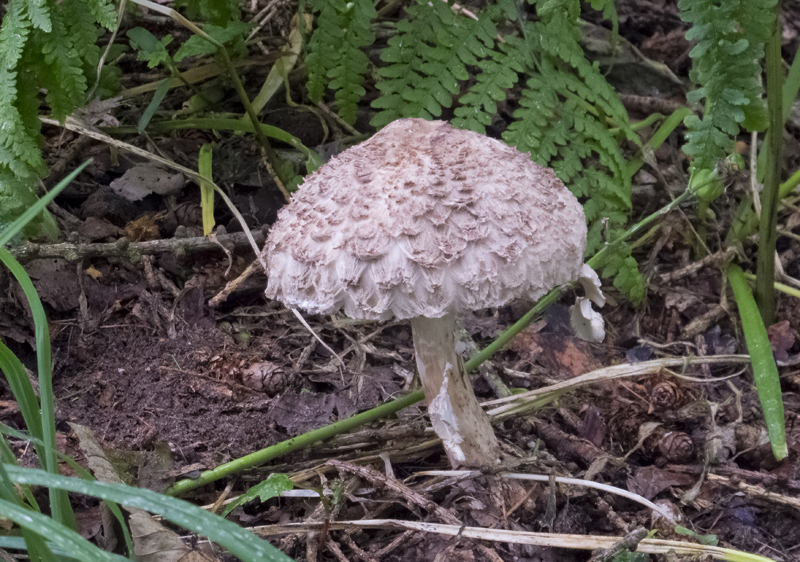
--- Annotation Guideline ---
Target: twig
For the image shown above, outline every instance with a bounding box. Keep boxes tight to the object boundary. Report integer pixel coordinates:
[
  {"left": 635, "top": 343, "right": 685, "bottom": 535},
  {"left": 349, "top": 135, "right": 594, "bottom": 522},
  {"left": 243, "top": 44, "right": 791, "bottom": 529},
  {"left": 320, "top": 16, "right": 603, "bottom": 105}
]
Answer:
[
  {"left": 209, "top": 260, "right": 263, "bottom": 307},
  {"left": 657, "top": 247, "right": 736, "bottom": 282},
  {"left": 6, "top": 230, "right": 266, "bottom": 264},
  {"left": 327, "top": 460, "right": 462, "bottom": 526},
  {"left": 589, "top": 527, "right": 648, "bottom": 562}
]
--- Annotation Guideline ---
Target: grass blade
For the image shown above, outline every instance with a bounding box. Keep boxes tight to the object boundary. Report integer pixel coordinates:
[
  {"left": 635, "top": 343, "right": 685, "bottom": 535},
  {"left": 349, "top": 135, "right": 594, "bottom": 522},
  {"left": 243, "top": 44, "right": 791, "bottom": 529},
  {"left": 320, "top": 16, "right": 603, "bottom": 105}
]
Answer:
[
  {"left": 727, "top": 263, "right": 788, "bottom": 460},
  {"left": 0, "top": 161, "right": 91, "bottom": 247},
  {"left": 3, "top": 465, "right": 295, "bottom": 562},
  {"left": 0, "top": 248, "right": 75, "bottom": 529},
  {"left": 0, "top": 497, "right": 124, "bottom": 562}
]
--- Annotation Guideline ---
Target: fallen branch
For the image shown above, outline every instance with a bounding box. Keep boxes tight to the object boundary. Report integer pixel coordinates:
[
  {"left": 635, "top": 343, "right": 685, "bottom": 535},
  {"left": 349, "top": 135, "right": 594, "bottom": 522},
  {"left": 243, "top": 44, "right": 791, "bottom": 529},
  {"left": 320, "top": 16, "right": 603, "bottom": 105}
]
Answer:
[{"left": 5, "top": 230, "right": 267, "bottom": 264}]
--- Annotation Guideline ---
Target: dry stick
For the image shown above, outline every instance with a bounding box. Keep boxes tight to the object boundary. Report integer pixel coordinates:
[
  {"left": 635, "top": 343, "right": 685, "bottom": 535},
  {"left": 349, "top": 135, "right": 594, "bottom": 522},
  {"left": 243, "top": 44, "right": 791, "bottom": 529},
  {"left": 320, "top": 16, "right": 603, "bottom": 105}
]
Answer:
[
  {"left": 339, "top": 533, "right": 379, "bottom": 562},
  {"left": 328, "top": 460, "right": 462, "bottom": 526},
  {"left": 6, "top": 229, "right": 266, "bottom": 263},
  {"left": 250, "top": 519, "right": 776, "bottom": 561},
  {"left": 707, "top": 473, "right": 800, "bottom": 512},
  {"left": 209, "top": 260, "right": 262, "bottom": 307},
  {"left": 417, "top": 471, "right": 678, "bottom": 523},
  {"left": 482, "top": 355, "right": 752, "bottom": 419},
  {"left": 589, "top": 527, "right": 649, "bottom": 562},
  {"left": 657, "top": 247, "right": 737, "bottom": 283}
]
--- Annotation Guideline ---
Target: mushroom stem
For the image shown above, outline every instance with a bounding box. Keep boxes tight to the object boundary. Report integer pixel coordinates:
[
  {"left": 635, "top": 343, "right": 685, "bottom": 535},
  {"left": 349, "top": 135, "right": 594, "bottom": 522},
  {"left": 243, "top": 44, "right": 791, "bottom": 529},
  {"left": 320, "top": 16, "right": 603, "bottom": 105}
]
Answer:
[{"left": 410, "top": 313, "right": 501, "bottom": 468}]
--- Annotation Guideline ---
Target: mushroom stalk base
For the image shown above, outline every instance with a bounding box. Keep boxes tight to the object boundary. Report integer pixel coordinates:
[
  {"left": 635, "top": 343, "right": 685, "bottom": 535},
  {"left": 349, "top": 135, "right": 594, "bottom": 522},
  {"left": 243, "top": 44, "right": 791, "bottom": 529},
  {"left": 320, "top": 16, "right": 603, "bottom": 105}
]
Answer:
[{"left": 411, "top": 313, "right": 501, "bottom": 468}]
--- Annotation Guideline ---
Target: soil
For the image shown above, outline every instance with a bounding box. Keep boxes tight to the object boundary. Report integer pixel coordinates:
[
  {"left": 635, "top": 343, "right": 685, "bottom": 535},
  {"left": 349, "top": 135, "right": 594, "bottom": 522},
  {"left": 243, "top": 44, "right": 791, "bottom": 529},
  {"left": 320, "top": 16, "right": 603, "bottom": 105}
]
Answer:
[{"left": 2, "top": 1, "right": 800, "bottom": 561}]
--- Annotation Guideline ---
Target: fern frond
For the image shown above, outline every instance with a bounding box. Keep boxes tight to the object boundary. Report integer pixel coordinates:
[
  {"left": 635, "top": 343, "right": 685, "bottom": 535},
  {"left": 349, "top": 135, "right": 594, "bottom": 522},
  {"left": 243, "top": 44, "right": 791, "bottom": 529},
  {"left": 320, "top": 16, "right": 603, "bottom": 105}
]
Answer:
[
  {"left": 305, "top": 0, "right": 376, "bottom": 125},
  {"left": 1, "top": 0, "right": 32, "bottom": 68},
  {"left": 84, "top": 0, "right": 117, "bottom": 33},
  {"left": 1, "top": 0, "right": 117, "bottom": 179},
  {"left": 62, "top": 0, "right": 104, "bottom": 76},
  {"left": 679, "top": 0, "right": 776, "bottom": 171},
  {"left": 25, "top": 0, "right": 52, "bottom": 32},
  {"left": 34, "top": 5, "right": 86, "bottom": 122},
  {"left": 0, "top": 0, "right": 42, "bottom": 177},
  {"left": 452, "top": 35, "right": 526, "bottom": 134},
  {"left": 504, "top": 47, "right": 631, "bottom": 253},
  {"left": 371, "top": 0, "right": 497, "bottom": 128},
  {"left": 596, "top": 248, "right": 646, "bottom": 306},
  {"left": 501, "top": 2, "right": 642, "bottom": 302}
]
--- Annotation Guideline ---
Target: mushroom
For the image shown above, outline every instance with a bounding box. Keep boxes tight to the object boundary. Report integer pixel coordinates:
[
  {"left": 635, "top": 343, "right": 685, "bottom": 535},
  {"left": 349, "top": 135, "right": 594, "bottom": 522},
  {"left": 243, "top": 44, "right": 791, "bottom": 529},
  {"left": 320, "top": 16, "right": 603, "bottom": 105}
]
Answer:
[{"left": 263, "top": 118, "right": 587, "bottom": 468}]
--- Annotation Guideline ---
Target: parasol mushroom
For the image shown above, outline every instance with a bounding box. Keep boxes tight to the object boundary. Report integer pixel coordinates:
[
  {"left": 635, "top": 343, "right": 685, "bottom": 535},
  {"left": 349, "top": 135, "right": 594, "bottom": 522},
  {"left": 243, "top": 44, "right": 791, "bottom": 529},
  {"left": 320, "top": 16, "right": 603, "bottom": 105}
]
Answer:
[{"left": 263, "top": 118, "right": 588, "bottom": 468}]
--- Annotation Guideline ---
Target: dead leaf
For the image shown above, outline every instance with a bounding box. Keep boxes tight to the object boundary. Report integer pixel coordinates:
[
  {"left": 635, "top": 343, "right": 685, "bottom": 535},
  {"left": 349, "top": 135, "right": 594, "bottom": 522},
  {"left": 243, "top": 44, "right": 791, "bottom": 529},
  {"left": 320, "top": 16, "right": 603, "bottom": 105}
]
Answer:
[
  {"left": 70, "top": 424, "right": 213, "bottom": 562},
  {"left": 25, "top": 259, "right": 81, "bottom": 312},
  {"left": 110, "top": 165, "right": 185, "bottom": 201},
  {"left": 129, "top": 511, "right": 216, "bottom": 562},
  {"left": 626, "top": 466, "right": 696, "bottom": 500},
  {"left": 124, "top": 213, "right": 163, "bottom": 242},
  {"left": 75, "top": 505, "right": 103, "bottom": 539},
  {"left": 509, "top": 320, "right": 546, "bottom": 363},
  {"left": 525, "top": 332, "right": 601, "bottom": 378},
  {"left": 768, "top": 320, "right": 795, "bottom": 361},
  {"left": 85, "top": 265, "right": 103, "bottom": 279}
]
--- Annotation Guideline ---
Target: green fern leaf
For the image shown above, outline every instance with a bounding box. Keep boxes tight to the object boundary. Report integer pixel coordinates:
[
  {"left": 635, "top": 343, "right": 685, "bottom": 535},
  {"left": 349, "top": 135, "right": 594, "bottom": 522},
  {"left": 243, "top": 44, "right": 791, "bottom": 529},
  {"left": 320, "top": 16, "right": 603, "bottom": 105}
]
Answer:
[
  {"left": 0, "top": 1, "right": 43, "bottom": 177},
  {"left": 25, "top": 0, "right": 52, "bottom": 32},
  {"left": 1, "top": 0, "right": 120, "bottom": 179},
  {"left": 1, "top": 0, "right": 32, "bottom": 67},
  {"left": 453, "top": 35, "right": 526, "bottom": 133},
  {"left": 504, "top": 50, "right": 631, "bottom": 255},
  {"left": 306, "top": 0, "right": 376, "bottom": 124},
  {"left": 175, "top": 0, "right": 240, "bottom": 26},
  {"left": 63, "top": 0, "right": 104, "bottom": 74},
  {"left": 35, "top": 6, "right": 87, "bottom": 121},
  {"left": 679, "top": 0, "right": 776, "bottom": 170},
  {"left": 372, "top": 0, "right": 497, "bottom": 128},
  {"left": 596, "top": 248, "right": 645, "bottom": 306},
  {"left": 85, "top": 0, "right": 118, "bottom": 31}
]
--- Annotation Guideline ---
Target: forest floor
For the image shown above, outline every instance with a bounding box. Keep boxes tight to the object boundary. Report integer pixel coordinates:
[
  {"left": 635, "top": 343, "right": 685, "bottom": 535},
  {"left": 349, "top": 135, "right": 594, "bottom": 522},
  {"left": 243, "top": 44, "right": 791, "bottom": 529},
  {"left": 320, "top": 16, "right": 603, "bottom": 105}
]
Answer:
[{"left": 2, "top": 0, "right": 800, "bottom": 561}]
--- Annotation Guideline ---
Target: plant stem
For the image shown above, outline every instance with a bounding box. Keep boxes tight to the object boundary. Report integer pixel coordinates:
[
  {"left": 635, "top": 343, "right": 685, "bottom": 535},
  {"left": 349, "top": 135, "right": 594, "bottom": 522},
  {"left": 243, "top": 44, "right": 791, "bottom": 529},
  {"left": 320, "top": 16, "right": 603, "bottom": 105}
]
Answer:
[
  {"left": 755, "top": 2, "right": 784, "bottom": 324},
  {"left": 166, "top": 389, "right": 424, "bottom": 496}
]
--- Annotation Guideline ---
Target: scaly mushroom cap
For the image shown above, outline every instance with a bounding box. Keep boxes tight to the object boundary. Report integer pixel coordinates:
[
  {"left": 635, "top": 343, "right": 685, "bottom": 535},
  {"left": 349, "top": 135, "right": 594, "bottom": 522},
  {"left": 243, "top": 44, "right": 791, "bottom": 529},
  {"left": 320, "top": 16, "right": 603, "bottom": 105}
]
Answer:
[{"left": 264, "top": 118, "right": 587, "bottom": 320}]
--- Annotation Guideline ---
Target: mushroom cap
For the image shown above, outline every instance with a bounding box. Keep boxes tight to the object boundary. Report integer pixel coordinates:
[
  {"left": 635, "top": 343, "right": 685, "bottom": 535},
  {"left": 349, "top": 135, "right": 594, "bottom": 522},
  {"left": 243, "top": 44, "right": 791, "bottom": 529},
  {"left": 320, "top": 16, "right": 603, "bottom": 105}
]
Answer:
[{"left": 264, "top": 118, "right": 587, "bottom": 320}]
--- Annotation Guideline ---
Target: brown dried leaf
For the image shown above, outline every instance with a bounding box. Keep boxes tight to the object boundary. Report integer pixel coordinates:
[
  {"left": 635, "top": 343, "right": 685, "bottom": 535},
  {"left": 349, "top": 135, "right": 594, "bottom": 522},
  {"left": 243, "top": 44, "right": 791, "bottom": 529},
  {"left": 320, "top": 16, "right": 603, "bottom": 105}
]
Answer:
[
  {"left": 626, "top": 466, "right": 697, "bottom": 500},
  {"left": 768, "top": 320, "right": 795, "bottom": 361},
  {"left": 110, "top": 165, "right": 185, "bottom": 201}
]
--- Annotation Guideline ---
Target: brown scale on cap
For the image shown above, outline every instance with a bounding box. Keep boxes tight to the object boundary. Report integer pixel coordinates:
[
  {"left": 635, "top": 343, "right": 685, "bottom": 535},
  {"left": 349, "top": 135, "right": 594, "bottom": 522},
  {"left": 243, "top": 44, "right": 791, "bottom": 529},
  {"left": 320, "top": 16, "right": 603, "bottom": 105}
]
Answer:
[{"left": 264, "top": 118, "right": 587, "bottom": 322}]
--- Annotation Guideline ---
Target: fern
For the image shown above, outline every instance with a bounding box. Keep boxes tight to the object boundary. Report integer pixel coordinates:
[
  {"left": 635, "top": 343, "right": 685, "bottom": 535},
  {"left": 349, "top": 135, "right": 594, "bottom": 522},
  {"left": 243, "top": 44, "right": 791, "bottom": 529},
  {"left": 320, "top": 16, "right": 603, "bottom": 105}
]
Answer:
[
  {"left": 501, "top": 2, "right": 643, "bottom": 302},
  {"left": 679, "top": 0, "right": 775, "bottom": 171},
  {"left": 305, "top": 0, "right": 376, "bottom": 125},
  {"left": 0, "top": 0, "right": 41, "bottom": 178},
  {"left": 35, "top": 6, "right": 88, "bottom": 121},
  {"left": 371, "top": 0, "right": 499, "bottom": 128},
  {"left": 174, "top": 0, "right": 240, "bottom": 27},
  {"left": 452, "top": 35, "right": 526, "bottom": 133},
  {"left": 0, "top": 0, "right": 115, "bottom": 180}
]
